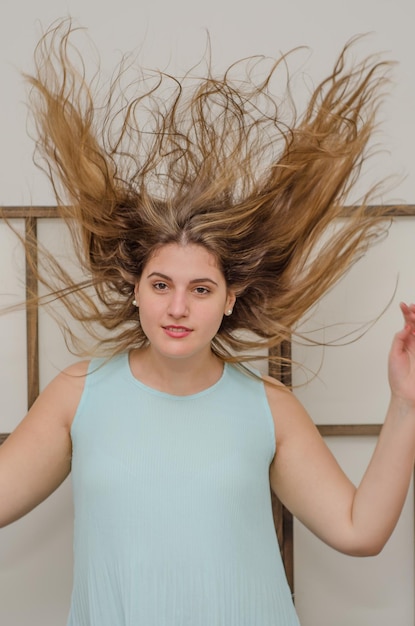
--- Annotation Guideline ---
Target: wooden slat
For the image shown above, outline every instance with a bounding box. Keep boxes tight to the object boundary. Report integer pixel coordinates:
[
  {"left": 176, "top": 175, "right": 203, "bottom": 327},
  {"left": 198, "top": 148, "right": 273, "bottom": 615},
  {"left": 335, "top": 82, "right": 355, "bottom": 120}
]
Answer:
[
  {"left": 269, "top": 340, "right": 294, "bottom": 592},
  {"left": 1, "top": 206, "right": 57, "bottom": 219},
  {"left": 318, "top": 424, "right": 382, "bottom": 437},
  {"left": 1, "top": 204, "right": 414, "bottom": 220},
  {"left": 269, "top": 340, "right": 292, "bottom": 388},
  {"left": 342, "top": 204, "right": 415, "bottom": 217},
  {"left": 25, "top": 216, "right": 39, "bottom": 409}
]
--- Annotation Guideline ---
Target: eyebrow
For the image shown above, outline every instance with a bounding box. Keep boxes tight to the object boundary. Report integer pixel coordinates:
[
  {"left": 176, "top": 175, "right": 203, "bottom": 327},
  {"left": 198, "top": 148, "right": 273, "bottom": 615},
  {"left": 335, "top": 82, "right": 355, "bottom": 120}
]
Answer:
[{"left": 146, "top": 272, "right": 219, "bottom": 286}]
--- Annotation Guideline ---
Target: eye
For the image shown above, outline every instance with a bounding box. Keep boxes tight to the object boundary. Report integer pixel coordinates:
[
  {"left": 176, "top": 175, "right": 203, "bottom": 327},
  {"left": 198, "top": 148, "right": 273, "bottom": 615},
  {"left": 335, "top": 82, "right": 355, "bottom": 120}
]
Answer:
[
  {"left": 153, "top": 282, "right": 168, "bottom": 291},
  {"left": 193, "top": 286, "right": 210, "bottom": 295}
]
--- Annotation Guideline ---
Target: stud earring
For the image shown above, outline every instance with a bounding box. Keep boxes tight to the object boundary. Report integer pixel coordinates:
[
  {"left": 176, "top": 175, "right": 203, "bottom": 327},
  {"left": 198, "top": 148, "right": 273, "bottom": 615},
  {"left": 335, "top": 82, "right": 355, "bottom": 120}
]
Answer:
[
  {"left": 132, "top": 299, "right": 138, "bottom": 307},
  {"left": 225, "top": 309, "right": 233, "bottom": 316}
]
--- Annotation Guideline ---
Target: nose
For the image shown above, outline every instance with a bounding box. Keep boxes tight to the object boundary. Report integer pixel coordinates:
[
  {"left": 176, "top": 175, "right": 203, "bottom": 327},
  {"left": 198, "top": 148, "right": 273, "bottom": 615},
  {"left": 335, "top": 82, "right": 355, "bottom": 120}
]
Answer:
[{"left": 167, "top": 290, "right": 189, "bottom": 319}]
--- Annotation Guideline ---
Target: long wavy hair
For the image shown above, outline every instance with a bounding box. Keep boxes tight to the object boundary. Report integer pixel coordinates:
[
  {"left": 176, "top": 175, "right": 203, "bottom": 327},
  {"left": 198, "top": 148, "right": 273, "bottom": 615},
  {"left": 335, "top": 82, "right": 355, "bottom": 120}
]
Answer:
[{"left": 23, "top": 19, "right": 393, "bottom": 365}]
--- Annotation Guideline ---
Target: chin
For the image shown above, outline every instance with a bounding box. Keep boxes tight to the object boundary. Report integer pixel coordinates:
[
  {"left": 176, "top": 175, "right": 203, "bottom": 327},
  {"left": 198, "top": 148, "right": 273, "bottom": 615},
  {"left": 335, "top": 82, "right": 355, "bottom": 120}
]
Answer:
[{"left": 150, "top": 342, "right": 210, "bottom": 362}]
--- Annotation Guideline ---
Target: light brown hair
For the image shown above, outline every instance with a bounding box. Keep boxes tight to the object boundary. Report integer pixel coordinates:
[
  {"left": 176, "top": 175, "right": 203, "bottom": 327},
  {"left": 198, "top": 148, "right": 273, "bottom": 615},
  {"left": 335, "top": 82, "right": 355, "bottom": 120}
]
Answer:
[{"left": 24, "top": 19, "right": 392, "bottom": 365}]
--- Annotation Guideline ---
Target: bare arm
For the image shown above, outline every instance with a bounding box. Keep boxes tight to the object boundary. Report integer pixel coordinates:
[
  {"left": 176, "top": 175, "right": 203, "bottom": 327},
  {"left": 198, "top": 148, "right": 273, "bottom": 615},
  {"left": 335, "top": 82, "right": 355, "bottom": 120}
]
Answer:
[
  {"left": 0, "top": 361, "right": 88, "bottom": 528},
  {"left": 269, "top": 303, "right": 415, "bottom": 557}
]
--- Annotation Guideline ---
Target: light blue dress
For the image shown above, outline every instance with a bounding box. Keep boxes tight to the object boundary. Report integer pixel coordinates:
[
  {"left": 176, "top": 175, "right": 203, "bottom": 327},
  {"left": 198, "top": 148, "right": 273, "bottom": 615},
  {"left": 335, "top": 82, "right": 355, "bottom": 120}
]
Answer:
[{"left": 68, "top": 354, "right": 300, "bottom": 625}]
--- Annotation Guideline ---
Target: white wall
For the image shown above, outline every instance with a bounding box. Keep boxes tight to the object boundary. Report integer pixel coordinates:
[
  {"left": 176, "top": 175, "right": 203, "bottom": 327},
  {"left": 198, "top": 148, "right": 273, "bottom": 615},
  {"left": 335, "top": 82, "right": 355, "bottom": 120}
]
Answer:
[{"left": 0, "top": 1, "right": 414, "bottom": 624}]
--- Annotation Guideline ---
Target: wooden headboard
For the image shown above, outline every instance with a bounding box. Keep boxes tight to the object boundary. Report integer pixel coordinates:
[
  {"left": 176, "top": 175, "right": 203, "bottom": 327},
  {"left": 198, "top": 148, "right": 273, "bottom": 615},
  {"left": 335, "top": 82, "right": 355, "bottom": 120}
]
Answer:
[{"left": 1, "top": 203, "right": 414, "bottom": 594}]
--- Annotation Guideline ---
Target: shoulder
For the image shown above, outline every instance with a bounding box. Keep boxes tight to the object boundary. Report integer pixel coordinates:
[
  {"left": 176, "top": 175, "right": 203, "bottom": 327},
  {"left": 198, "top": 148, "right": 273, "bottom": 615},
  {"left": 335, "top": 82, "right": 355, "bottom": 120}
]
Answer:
[
  {"left": 262, "top": 374, "right": 318, "bottom": 444},
  {"left": 50, "top": 359, "right": 90, "bottom": 391},
  {"left": 262, "top": 373, "right": 296, "bottom": 408},
  {"left": 34, "top": 360, "right": 90, "bottom": 430}
]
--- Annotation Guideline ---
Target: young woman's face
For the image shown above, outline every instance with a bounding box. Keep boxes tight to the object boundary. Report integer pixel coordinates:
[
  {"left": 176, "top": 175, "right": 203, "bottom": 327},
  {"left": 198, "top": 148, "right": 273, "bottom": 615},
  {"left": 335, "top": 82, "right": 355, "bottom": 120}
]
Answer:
[{"left": 134, "top": 243, "right": 236, "bottom": 362}]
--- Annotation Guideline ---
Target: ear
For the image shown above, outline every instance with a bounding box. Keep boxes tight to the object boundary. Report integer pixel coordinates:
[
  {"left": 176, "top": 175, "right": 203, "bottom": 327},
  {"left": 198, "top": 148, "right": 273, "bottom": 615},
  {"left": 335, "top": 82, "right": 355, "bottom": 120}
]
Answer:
[
  {"left": 133, "top": 283, "right": 140, "bottom": 306},
  {"left": 224, "top": 290, "right": 236, "bottom": 315}
]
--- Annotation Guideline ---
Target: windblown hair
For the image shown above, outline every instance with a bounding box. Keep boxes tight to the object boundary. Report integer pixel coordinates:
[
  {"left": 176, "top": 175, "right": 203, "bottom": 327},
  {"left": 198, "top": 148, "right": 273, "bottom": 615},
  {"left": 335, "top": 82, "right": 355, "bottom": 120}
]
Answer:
[{"left": 24, "top": 19, "right": 392, "bottom": 365}]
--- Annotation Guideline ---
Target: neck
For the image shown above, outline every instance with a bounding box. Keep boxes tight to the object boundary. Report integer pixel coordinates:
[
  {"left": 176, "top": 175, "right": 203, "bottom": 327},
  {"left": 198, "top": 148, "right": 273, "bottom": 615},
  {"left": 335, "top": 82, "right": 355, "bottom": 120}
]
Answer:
[{"left": 129, "top": 347, "right": 224, "bottom": 395}]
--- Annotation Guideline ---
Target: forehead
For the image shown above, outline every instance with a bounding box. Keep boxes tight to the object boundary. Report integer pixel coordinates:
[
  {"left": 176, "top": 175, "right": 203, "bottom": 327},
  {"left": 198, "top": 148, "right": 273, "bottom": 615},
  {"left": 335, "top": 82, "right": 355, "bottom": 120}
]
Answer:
[
  {"left": 142, "top": 243, "right": 226, "bottom": 284},
  {"left": 145, "top": 243, "right": 222, "bottom": 275}
]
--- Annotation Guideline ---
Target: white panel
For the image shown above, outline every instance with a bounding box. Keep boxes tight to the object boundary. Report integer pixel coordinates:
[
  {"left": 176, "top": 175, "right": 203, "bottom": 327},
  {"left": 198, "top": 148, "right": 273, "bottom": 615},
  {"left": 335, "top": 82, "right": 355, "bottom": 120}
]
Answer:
[
  {"left": 292, "top": 218, "right": 415, "bottom": 424},
  {"left": 294, "top": 437, "right": 414, "bottom": 626},
  {"left": 37, "top": 218, "right": 93, "bottom": 389},
  {"left": 292, "top": 217, "right": 415, "bottom": 623},
  {"left": 0, "top": 219, "right": 28, "bottom": 429}
]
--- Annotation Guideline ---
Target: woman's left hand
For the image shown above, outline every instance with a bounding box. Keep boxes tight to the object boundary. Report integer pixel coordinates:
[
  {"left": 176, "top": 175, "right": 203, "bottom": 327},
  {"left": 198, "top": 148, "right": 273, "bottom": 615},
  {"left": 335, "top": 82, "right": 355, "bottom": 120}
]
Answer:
[{"left": 388, "top": 302, "right": 415, "bottom": 405}]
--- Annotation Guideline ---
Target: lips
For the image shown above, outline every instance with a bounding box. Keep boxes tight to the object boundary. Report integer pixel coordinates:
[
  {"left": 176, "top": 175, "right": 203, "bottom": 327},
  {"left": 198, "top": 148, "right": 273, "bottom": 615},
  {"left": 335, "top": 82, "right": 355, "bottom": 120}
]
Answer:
[{"left": 163, "top": 325, "right": 193, "bottom": 338}]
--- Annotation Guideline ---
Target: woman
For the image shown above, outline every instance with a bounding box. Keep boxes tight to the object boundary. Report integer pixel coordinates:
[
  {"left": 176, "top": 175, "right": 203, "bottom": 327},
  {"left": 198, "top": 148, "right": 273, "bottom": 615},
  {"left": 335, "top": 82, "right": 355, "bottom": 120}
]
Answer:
[{"left": 1, "top": 19, "right": 415, "bottom": 625}]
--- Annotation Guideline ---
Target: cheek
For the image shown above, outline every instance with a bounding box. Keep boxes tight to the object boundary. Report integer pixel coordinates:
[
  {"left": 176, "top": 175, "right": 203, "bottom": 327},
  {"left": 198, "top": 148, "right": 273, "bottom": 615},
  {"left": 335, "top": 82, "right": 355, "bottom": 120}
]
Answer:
[
  {"left": 139, "top": 296, "right": 158, "bottom": 316},
  {"left": 135, "top": 295, "right": 159, "bottom": 328},
  {"left": 203, "top": 306, "right": 227, "bottom": 330}
]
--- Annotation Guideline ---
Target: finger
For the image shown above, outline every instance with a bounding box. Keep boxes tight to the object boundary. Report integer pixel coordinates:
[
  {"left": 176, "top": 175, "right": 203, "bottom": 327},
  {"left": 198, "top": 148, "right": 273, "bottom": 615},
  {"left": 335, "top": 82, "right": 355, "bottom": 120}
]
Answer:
[
  {"left": 395, "top": 324, "right": 411, "bottom": 345},
  {"left": 400, "top": 302, "right": 415, "bottom": 328}
]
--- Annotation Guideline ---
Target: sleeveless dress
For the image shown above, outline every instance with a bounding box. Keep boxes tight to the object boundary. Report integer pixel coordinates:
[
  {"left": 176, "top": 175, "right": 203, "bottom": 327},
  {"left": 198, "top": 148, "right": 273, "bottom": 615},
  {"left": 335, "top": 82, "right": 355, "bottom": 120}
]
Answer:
[{"left": 67, "top": 353, "right": 300, "bottom": 625}]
